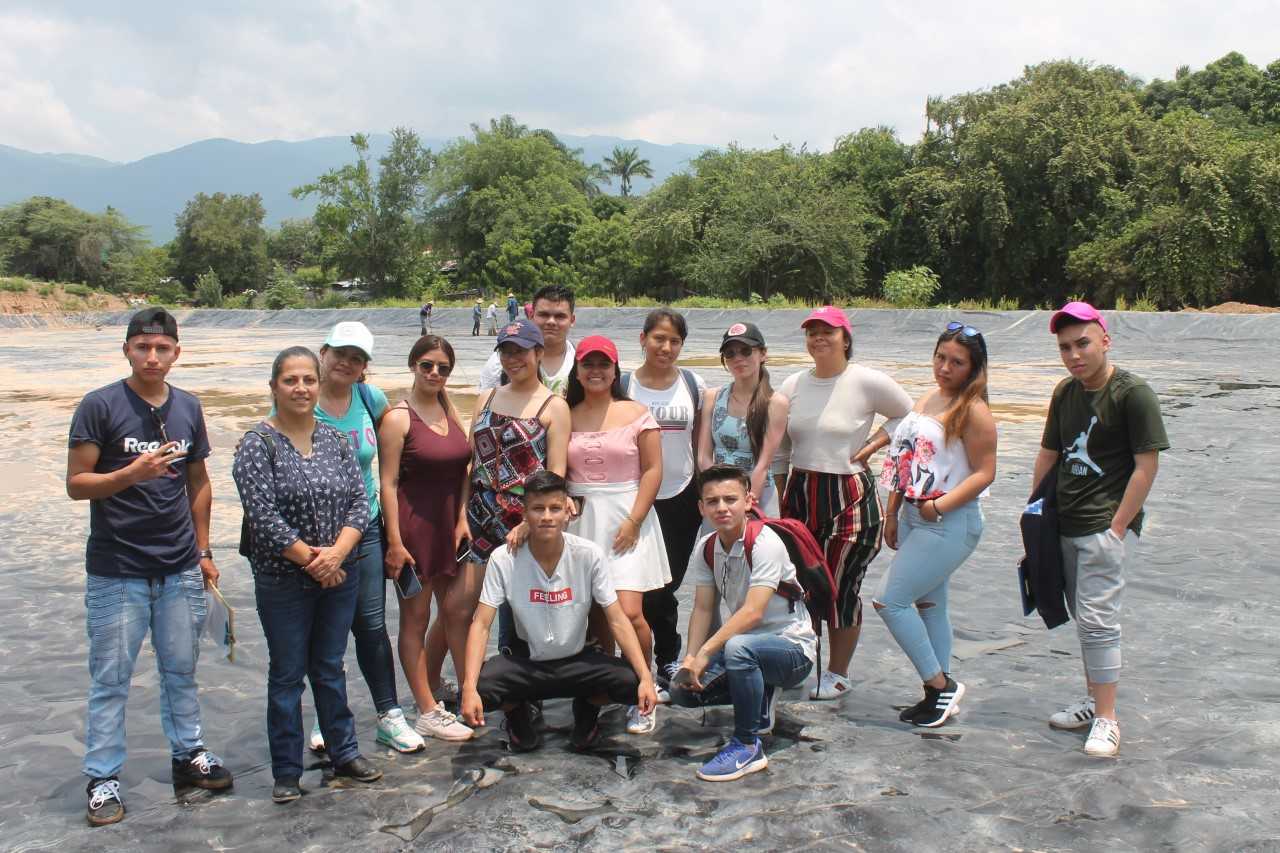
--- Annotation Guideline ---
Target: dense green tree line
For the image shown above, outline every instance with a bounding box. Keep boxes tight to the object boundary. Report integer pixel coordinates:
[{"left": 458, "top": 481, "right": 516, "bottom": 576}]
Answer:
[{"left": 2, "top": 52, "right": 1277, "bottom": 308}]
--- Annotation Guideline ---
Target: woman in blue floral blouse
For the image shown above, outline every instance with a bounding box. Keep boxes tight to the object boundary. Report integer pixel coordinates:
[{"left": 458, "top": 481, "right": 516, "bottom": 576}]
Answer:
[{"left": 232, "top": 346, "right": 382, "bottom": 804}]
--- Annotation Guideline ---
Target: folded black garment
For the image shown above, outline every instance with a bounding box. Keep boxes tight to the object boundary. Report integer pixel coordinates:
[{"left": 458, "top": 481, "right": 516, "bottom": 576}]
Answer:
[{"left": 1018, "top": 463, "right": 1069, "bottom": 630}]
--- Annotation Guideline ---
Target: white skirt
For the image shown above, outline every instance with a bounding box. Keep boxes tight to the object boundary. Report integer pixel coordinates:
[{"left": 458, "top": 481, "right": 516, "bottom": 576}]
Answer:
[{"left": 568, "top": 480, "right": 671, "bottom": 592}]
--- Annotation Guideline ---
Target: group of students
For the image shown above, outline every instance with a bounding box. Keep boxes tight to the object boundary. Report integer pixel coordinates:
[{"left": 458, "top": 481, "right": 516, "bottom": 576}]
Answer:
[{"left": 66, "top": 289, "right": 1166, "bottom": 826}]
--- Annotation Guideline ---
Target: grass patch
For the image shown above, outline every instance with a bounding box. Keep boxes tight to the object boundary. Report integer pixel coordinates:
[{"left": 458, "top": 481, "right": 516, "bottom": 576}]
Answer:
[{"left": 0, "top": 278, "right": 31, "bottom": 293}]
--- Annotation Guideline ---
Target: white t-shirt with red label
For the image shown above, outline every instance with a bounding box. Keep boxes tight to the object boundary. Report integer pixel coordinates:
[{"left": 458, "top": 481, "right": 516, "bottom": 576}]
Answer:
[{"left": 479, "top": 533, "right": 617, "bottom": 661}]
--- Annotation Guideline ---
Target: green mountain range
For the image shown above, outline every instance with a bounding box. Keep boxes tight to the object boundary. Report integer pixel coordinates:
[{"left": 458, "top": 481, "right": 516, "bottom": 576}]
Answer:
[{"left": 0, "top": 133, "right": 711, "bottom": 243}]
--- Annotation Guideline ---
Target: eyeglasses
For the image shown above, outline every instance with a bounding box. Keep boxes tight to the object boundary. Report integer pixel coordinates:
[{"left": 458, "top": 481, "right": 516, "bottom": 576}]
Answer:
[
  {"left": 721, "top": 344, "right": 755, "bottom": 360},
  {"left": 150, "top": 407, "right": 170, "bottom": 444},
  {"left": 416, "top": 360, "right": 453, "bottom": 377}
]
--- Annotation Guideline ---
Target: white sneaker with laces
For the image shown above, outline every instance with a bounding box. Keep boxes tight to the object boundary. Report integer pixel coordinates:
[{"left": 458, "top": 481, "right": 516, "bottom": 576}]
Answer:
[
  {"left": 415, "top": 706, "right": 474, "bottom": 741},
  {"left": 809, "top": 670, "right": 852, "bottom": 701},
  {"left": 377, "top": 707, "right": 427, "bottom": 753},
  {"left": 1084, "top": 716, "right": 1120, "bottom": 757},
  {"left": 625, "top": 704, "right": 657, "bottom": 734},
  {"left": 309, "top": 719, "right": 325, "bottom": 752},
  {"left": 1049, "top": 696, "right": 1096, "bottom": 730}
]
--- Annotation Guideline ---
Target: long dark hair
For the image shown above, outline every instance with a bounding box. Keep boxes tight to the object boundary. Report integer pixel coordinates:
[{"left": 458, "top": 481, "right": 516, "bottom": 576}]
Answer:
[
  {"left": 566, "top": 358, "right": 628, "bottom": 408},
  {"left": 407, "top": 334, "right": 460, "bottom": 424},
  {"left": 642, "top": 307, "right": 688, "bottom": 339},
  {"left": 935, "top": 328, "right": 989, "bottom": 442}
]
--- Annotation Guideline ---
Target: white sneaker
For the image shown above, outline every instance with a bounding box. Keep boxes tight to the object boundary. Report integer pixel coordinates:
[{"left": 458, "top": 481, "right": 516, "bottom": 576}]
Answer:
[
  {"left": 625, "top": 704, "right": 657, "bottom": 734},
  {"left": 376, "top": 708, "right": 427, "bottom": 753},
  {"left": 309, "top": 719, "right": 325, "bottom": 752},
  {"left": 809, "top": 670, "right": 852, "bottom": 701},
  {"left": 1049, "top": 696, "right": 1096, "bottom": 730},
  {"left": 414, "top": 707, "right": 474, "bottom": 742},
  {"left": 1084, "top": 717, "right": 1120, "bottom": 757}
]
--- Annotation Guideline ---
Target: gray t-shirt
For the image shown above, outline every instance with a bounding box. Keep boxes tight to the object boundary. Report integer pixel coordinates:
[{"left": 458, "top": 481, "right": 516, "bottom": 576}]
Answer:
[
  {"left": 687, "top": 526, "right": 817, "bottom": 664},
  {"left": 480, "top": 533, "right": 617, "bottom": 661}
]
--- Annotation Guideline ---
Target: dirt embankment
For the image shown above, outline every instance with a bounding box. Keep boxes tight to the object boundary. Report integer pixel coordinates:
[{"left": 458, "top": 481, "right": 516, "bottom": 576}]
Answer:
[
  {"left": 0, "top": 287, "right": 128, "bottom": 316},
  {"left": 1180, "top": 301, "right": 1280, "bottom": 315}
]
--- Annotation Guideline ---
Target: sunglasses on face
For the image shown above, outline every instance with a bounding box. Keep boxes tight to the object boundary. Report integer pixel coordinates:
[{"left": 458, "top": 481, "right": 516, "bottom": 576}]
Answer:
[
  {"left": 721, "top": 345, "right": 755, "bottom": 360},
  {"left": 416, "top": 359, "right": 452, "bottom": 377}
]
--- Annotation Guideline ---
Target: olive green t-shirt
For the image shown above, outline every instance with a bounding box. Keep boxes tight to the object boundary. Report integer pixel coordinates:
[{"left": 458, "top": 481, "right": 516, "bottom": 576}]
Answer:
[{"left": 1040, "top": 367, "right": 1169, "bottom": 537}]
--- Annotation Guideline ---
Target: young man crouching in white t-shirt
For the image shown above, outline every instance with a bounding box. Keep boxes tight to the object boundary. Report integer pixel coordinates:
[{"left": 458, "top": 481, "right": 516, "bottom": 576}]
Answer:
[
  {"left": 669, "top": 464, "right": 818, "bottom": 782},
  {"left": 460, "top": 471, "right": 658, "bottom": 751}
]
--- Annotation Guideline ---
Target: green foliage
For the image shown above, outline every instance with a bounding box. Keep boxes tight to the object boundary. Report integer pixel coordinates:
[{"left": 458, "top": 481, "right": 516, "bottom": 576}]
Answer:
[
  {"left": 882, "top": 266, "right": 941, "bottom": 307},
  {"left": 171, "top": 192, "right": 270, "bottom": 293},
  {"left": 267, "top": 218, "right": 323, "bottom": 271},
  {"left": 294, "top": 265, "right": 330, "bottom": 299},
  {"left": 295, "top": 130, "right": 433, "bottom": 299},
  {"left": 223, "top": 292, "right": 253, "bottom": 309},
  {"left": 262, "top": 264, "right": 305, "bottom": 309},
  {"left": 63, "top": 282, "right": 93, "bottom": 297},
  {"left": 153, "top": 278, "right": 188, "bottom": 304},
  {"left": 0, "top": 278, "right": 30, "bottom": 293},
  {"left": 38, "top": 284, "right": 55, "bottom": 297},
  {"left": 118, "top": 247, "right": 172, "bottom": 295},
  {"left": 314, "top": 291, "right": 350, "bottom": 309},
  {"left": 0, "top": 197, "right": 146, "bottom": 290},
  {"left": 601, "top": 146, "right": 654, "bottom": 197},
  {"left": 194, "top": 268, "right": 223, "bottom": 307}
]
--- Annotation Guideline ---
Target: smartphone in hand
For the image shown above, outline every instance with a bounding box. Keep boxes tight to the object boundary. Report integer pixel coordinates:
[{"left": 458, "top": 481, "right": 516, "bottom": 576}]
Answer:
[
  {"left": 455, "top": 538, "right": 472, "bottom": 563},
  {"left": 394, "top": 566, "right": 423, "bottom": 599}
]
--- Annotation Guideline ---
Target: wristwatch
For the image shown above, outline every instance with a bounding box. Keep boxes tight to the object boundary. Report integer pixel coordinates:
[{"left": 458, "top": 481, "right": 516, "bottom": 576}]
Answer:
[{"left": 198, "top": 549, "right": 214, "bottom": 560}]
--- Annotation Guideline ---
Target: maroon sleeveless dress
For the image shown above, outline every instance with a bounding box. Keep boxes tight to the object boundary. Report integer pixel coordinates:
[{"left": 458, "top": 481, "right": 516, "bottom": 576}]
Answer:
[{"left": 397, "top": 404, "right": 470, "bottom": 580}]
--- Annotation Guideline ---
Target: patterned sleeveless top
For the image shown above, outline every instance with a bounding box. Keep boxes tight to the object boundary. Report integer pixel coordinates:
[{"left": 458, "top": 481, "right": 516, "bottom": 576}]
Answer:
[
  {"left": 470, "top": 391, "right": 552, "bottom": 496},
  {"left": 710, "top": 385, "right": 756, "bottom": 471}
]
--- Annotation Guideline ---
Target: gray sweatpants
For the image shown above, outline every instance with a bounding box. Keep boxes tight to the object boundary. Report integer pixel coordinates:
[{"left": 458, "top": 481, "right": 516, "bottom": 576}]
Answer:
[{"left": 1060, "top": 529, "right": 1137, "bottom": 685}]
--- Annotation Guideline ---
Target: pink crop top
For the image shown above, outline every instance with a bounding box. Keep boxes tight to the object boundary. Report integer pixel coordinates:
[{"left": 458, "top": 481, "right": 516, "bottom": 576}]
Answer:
[{"left": 567, "top": 412, "right": 660, "bottom": 484}]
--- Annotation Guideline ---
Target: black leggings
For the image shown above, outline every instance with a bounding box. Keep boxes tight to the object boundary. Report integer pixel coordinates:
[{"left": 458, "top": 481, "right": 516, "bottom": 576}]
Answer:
[
  {"left": 475, "top": 648, "right": 640, "bottom": 709},
  {"left": 643, "top": 478, "right": 704, "bottom": 668}
]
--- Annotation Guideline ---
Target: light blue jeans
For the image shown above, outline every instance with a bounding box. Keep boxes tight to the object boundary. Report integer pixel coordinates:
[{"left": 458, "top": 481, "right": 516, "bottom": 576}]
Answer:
[
  {"left": 874, "top": 501, "right": 982, "bottom": 681},
  {"left": 83, "top": 566, "right": 208, "bottom": 779}
]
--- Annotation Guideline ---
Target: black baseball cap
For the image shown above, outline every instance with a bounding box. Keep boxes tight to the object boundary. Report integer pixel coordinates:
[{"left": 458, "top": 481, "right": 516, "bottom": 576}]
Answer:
[
  {"left": 720, "top": 321, "right": 766, "bottom": 351},
  {"left": 126, "top": 307, "right": 179, "bottom": 341}
]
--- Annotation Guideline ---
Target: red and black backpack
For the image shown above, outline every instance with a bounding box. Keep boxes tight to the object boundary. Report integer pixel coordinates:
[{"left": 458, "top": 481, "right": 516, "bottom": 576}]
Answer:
[{"left": 701, "top": 511, "right": 838, "bottom": 638}]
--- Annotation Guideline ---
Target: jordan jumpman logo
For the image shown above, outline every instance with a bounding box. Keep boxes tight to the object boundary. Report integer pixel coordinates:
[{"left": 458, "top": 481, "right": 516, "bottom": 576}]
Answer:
[{"left": 1065, "top": 416, "right": 1102, "bottom": 476}]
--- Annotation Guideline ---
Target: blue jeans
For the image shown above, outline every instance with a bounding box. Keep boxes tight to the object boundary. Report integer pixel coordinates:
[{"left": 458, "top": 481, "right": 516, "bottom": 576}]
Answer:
[
  {"left": 874, "top": 501, "right": 982, "bottom": 681},
  {"left": 669, "top": 633, "right": 812, "bottom": 742},
  {"left": 83, "top": 566, "right": 208, "bottom": 779},
  {"left": 255, "top": 568, "right": 360, "bottom": 780},
  {"left": 350, "top": 519, "right": 399, "bottom": 714}
]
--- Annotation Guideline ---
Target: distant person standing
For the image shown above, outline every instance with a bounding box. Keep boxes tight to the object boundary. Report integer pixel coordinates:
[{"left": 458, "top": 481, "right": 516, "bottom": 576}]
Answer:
[
  {"left": 1032, "top": 302, "right": 1168, "bottom": 757},
  {"left": 507, "top": 291, "right": 519, "bottom": 323},
  {"left": 420, "top": 300, "right": 433, "bottom": 335},
  {"left": 472, "top": 298, "right": 482, "bottom": 336},
  {"left": 487, "top": 301, "right": 499, "bottom": 335},
  {"left": 66, "top": 307, "right": 233, "bottom": 826}
]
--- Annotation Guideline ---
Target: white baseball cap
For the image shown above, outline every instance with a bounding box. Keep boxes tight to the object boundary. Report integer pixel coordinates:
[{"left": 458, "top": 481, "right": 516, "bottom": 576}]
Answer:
[{"left": 324, "top": 321, "right": 374, "bottom": 360}]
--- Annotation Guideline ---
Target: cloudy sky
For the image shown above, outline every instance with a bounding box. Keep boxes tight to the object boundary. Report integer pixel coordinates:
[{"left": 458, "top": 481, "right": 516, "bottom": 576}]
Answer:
[{"left": 1, "top": 1, "right": 1275, "bottom": 162}]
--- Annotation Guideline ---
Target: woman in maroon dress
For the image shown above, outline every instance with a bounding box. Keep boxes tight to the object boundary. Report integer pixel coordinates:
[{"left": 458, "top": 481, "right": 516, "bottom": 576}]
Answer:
[{"left": 379, "top": 336, "right": 474, "bottom": 741}]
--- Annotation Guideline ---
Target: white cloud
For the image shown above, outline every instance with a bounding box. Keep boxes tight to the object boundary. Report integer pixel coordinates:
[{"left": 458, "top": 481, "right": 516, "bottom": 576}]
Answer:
[{"left": 0, "top": 0, "right": 1276, "bottom": 160}]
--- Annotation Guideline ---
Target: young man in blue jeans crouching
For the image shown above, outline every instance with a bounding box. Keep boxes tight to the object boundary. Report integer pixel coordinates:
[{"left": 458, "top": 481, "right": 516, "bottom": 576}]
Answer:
[{"left": 669, "top": 465, "right": 816, "bottom": 781}]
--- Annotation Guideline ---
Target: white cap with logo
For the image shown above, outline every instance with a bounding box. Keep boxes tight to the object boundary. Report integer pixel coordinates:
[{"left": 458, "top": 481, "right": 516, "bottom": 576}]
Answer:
[{"left": 324, "top": 321, "right": 375, "bottom": 360}]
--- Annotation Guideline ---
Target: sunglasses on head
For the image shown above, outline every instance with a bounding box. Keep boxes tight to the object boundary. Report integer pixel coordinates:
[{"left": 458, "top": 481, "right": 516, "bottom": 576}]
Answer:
[
  {"left": 945, "top": 321, "right": 988, "bottom": 355},
  {"left": 416, "top": 359, "right": 452, "bottom": 377}
]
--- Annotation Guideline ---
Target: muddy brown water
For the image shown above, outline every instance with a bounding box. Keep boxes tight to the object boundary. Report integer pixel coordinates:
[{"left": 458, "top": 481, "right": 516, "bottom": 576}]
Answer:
[{"left": 3, "top": 308, "right": 1280, "bottom": 851}]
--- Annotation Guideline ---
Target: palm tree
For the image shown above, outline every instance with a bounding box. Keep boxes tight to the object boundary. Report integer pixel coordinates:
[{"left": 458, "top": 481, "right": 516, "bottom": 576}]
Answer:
[{"left": 602, "top": 145, "right": 654, "bottom": 196}]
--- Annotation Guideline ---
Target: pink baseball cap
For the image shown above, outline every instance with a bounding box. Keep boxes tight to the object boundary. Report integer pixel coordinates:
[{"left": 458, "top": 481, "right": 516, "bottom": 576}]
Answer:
[
  {"left": 575, "top": 335, "right": 619, "bottom": 363},
  {"left": 801, "top": 305, "right": 852, "bottom": 333},
  {"left": 1049, "top": 301, "right": 1107, "bottom": 333}
]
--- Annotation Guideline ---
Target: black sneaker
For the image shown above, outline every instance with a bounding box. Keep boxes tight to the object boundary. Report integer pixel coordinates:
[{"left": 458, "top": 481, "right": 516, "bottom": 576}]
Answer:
[
  {"left": 570, "top": 698, "right": 602, "bottom": 751},
  {"left": 334, "top": 755, "right": 383, "bottom": 783},
  {"left": 898, "top": 691, "right": 934, "bottom": 723},
  {"left": 86, "top": 776, "right": 124, "bottom": 826},
  {"left": 172, "top": 748, "right": 234, "bottom": 790},
  {"left": 655, "top": 661, "right": 680, "bottom": 690},
  {"left": 503, "top": 702, "right": 542, "bottom": 753},
  {"left": 271, "top": 777, "right": 302, "bottom": 804},
  {"left": 912, "top": 677, "right": 966, "bottom": 728}
]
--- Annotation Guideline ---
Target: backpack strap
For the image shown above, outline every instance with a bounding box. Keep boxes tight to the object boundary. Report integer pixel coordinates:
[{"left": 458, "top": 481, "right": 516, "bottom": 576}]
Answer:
[
  {"left": 680, "top": 368, "right": 702, "bottom": 415},
  {"left": 620, "top": 370, "right": 633, "bottom": 398},
  {"left": 354, "top": 382, "right": 383, "bottom": 427}
]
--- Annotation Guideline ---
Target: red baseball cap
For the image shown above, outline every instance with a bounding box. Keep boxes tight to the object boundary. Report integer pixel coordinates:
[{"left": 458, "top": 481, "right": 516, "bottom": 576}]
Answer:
[
  {"left": 801, "top": 305, "right": 852, "bottom": 333},
  {"left": 575, "top": 335, "right": 619, "bottom": 363},
  {"left": 1049, "top": 301, "right": 1107, "bottom": 333}
]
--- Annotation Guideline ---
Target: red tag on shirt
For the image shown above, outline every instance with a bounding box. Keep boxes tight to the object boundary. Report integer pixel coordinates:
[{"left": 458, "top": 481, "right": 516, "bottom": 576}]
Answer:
[{"left": 529, "top": 588, "right": 573, "bottom": 604}]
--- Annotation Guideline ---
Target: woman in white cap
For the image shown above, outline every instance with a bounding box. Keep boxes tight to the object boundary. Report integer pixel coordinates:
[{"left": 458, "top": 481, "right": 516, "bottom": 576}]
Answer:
[
  {"left": 307, "top": 321, "right": 426, "bottom": 754},
  {"left": 696, "top": 321, "right": 789, "bottom": 518},
  {"left": 778, "top": 306, "right": 913, "bottom": 700}
]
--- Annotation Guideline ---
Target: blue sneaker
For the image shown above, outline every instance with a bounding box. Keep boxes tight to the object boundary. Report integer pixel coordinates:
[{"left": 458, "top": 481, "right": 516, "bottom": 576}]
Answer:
[{"left": 696, "top": 737, "right": 768, "bottom": 782}]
